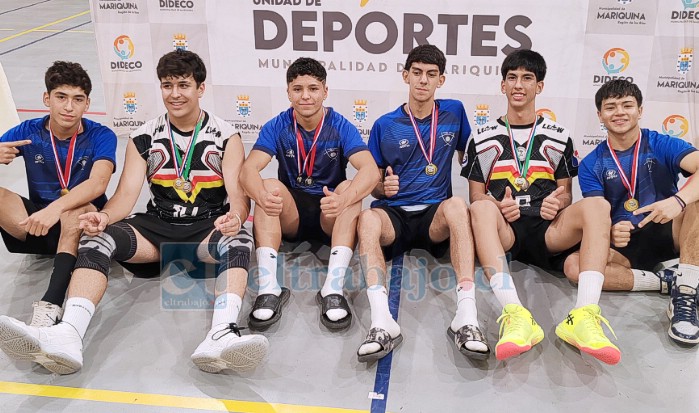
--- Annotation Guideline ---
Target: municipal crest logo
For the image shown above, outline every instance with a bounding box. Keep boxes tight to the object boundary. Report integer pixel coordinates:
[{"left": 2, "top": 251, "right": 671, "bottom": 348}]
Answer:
[
  {"left": 325, "top": 148, "right": 339, "bottom": 160},
  {"left": 605, "top": 169, "right": 618, "bottom": 180},
  {"left": 123, "top": 92, "right": 137, "bottom": 114},
  {"left": 353, "top": 99, "right": 368, "bottom": 123},
  {"left": 599, "top": 122, "right": 608, "bottom": 132},
  {"left": 399, "top": 139, "right": 410, "bottom": 149},
  {"left": 285, "top": 149, "right": 295, "bottom": 158},
  {"left": 236, "top": 95, "right": 251, "bottom": 118},
  {"left": 474, "top": 104, "right": 490, "bottom": 126},
  {"left": 440, "top": 132, "right": 455, "bottom": 146},
  {"left": 617, "top": 0, "right": 632, "bottom": 4},
  {"left": 677, "top": 48, "right": 693, "bottom": 76},
  {"left": 173, "top": 33, "right": 188, "bottom": 51}
]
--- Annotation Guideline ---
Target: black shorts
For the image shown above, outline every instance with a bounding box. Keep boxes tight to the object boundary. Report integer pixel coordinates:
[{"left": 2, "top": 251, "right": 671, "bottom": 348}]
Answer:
[
  {"left": 509, "top": 215, "right": 578, "bottom": 272},
  {"left": 117, "top": 213, "right": 219, "bottom": 278},
  {"left": 613, "top": 221, "right": 677, "bottom": 271},
  {"left": 375, "top": 203, "right": 449, "bottom": 261},
  {"left": 284, "top": 187, "right": 331, "bottom": 245},
  {"left": 0, "top": 196, "right": 61, "bottom": 255}
]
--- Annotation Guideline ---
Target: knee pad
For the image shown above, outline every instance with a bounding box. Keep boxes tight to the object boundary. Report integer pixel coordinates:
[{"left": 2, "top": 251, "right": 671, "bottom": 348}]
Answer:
[
  {"left": 75, "top": 222, "right": 137, "bottom": 276},
  {"left": 208, "top": 226, "right": 254, "bottom": 274}
]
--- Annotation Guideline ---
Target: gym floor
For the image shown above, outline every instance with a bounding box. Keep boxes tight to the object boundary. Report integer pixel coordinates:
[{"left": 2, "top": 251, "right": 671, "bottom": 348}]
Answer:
[{"left": 0, "top": 1, "right": 697, "bottom": 412}]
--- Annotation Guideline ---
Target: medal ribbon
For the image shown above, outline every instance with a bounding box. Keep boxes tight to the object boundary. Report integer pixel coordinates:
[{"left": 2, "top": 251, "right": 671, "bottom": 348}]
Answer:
[
  {"left": 504, "top": 116, "right": 538, "bottom": 181},
  {"left": 293, "top": 108, "right": 325, "bottom": 178},
  {"left": 407, "top": 103, "right": 438, "bottom": 167},
  {"left": 49, "top": 123, "right": 80, "bottom": 192},
  {"left": 607, "top": 130, "right": 642, "bottom": 201},
  {"left": 167, "top": 110, "right": 204, "bottom": 182}
]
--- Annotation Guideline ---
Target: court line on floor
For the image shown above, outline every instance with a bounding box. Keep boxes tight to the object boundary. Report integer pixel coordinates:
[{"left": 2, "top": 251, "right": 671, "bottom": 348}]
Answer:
[
  {"left": 369, "top": 254, "right": 403, "bottom": 413},
  {"left": 0, "top": 20, "right": 91, "bottom": 56},
  {"left": 0, "top": 381, "right": 371, "bottom": 413},
  {"left": 0, "top": 0, "right": 53, "bottom": 17},
  {"left": 0, "top": 9, "right": 89, "bottom": 43}
]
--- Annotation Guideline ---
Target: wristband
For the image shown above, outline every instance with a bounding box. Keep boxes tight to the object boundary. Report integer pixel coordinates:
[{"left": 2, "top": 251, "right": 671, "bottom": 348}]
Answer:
[{"left": 673, "top": 194, "right": 687, "bottom": 211}]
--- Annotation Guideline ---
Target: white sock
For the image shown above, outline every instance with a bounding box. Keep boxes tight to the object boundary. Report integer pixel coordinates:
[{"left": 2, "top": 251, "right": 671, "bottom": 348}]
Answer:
[
  {"left": 253, "top": 247, "right": 281, "bottom": 321},
  {"left": 61, "top": 297, "right": 95, "bottom": 339},
  {"left": 575, "top": 271, "right": 605, "bottom": 308},
  {"left": 676, "top": 264, "right": 699, "bottom": 288},
  {"left": 451, "top": 280, "right": 479, "bottom": 330},
  {"left": 358, "top": 285, "right": 400, "bottom": 356},
  {"left": 490, "top": 272, "right": 522, "bottom": 307},
  {"left": 631, "top": 269, "right": 661, "bottom": 291},
  {"left": 211, "top": 293, "right": 242, "bottom": 329},
  {"left": 321, "top": 246, "right": 353, "bottom": 322}
]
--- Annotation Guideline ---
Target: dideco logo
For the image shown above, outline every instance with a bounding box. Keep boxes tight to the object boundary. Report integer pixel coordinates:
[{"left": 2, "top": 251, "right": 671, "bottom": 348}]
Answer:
[
  {"left": 160, "top": 0, "right": 194, "bottom": 10},
  {"left": 671, "top": 0, "right": 699, "bottom": 20},
  {"left": 594, "top": 48, "right": 633, "bottom": 84},
  {"left": 236, "top": 95, "right": 252, "bottom": 118},
  {"left": 353, "top": 99, "right": 368, "bottom": 123},
  {"left": 173, "top": 33, "right": 188, "bottom": 51},
  {"left": 473, "top": 104, "right": 490, "bottom": 126},
  {"left": 536, "top": 108, "right": 556, "bottom": 122},
  {"left": 662, "top": 115, "right": 689, "bottom": 138},
  {"left": 123, "top": 92, "right": 137, "bottom": 114},
  {"left": 111, "top": 35, "right": 142, "bottom": 70},
  {"left": 681, "top": 0, "right": 699, "bottom": 9},
  {"left": 677, "top": 48, "right": 693, "bottom": 75}
]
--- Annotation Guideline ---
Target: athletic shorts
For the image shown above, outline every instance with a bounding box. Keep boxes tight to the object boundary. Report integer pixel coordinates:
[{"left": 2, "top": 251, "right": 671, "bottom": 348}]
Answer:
[
  {"left": 0, "top": 196, "right": 61, "bottom": 255},
  {"left": 374, "top": 202, "right": 449, "bottom": 261},
  {"left": 284, "top": 187, "right": 331, "bottom": 245},
  {"left": 117, "top": 212, "right": 219, "bottom": 278},
  {"left": 613, "top": 221, "right": 677, "bottom": 271},
  {"left": 509, "top": 215, "right": 579, "bottom": 272}
]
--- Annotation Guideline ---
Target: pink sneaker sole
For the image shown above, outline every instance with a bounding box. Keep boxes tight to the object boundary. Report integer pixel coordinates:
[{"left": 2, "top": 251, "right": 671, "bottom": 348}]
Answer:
[
  {"left": 580, "top": 346, "right": 621, "bottom": 365},
  {"left": 495, "top": 342, "right": 532, "bottom": 360}
]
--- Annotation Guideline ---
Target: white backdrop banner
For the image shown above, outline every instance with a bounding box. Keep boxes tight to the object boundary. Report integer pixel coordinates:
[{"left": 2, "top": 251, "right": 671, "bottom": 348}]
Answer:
[{"left": 90, "top": 0, "right": 697, "bottom": 157}]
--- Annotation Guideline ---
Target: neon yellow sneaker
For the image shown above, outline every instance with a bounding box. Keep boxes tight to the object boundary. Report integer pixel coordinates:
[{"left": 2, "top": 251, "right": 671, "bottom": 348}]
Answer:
[
  {"left": 495, "top": 304, "right": 545, "bottom": 360},
  {"left": 555, "top": 304, "right": 621, "bottom": 365}
]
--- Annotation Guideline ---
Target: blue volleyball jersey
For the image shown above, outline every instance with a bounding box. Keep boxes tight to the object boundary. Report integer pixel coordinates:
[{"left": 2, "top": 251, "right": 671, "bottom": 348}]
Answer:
[
  {"left": 369, "top": 99, "right": 470, "bottom": 208},
  {"left": 0, "top": 116, "right": 117, "bottom": 209},
  {"left": 253, "top": 107, "right": 368, "bottom": 196},
  {"left": 579, "top": 129, "right": 696, "bottom": 226}
]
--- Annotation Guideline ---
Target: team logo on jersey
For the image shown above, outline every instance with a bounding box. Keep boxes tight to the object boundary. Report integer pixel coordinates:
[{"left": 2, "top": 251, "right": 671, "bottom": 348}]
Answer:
[
  {"left": 77, "top": 156, "right": 89, "bottom": 170},
  {"left": 123, "top": 92, "right": 138, "bottom": 114},
  {"left": 602, "top": 48, "right": 630, "bottom": 74},
  {"left": 285, "top": 149, "right": 295, "bottom": 158},
  {"left": 645, "top": 157, "right": 655, "bottom": 173},
  {"left": 440, "top": 132, "right": 455, "bottom": 146},
  {"left": 34, "top": 154, "right": 44, "bottom": 164},
  {"left": 173, "top": 33, "right": 188, "bottom": 51},
  {"left": 353, "top": 99, "right": 368, "bottom": 123},
  {"left": 677, "top": 48, "right": 693, "bottom": 75},
  {"left": 236, "top": 95, "right": 251, "bottom": 118},
  {"left": 605, "top": 169, "right": 618, "bottom": 180},
  {"left": 662, "top": 115, "right": 689, "bottom": 138},
  {"left": 114, "top": 35, "right": 135, "bottom": 60},
  {"left": 399, "top": 139, "right": 410, "bottom": 149},
  {"left": 474, "top": 104, "right": 490, "bottom": 126},
  {"left": 536, "top": 108, "right": 557, "bottom": 122},
  {"left": 325, "top": 148, "right": 339, "bottom": 160}
]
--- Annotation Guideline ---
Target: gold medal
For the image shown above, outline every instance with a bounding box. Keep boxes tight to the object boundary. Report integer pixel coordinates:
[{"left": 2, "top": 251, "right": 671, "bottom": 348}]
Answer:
[
  {"left": 60, "top": 188, "right": 69, "bottom": 196},
  {"left": 182, "top": 181, "right": 193, "bottom": 193},
  {"left": 624, "top": 198, "right": 639, "bottom": 212},
  {"left": 514, "top": 177, "right": 527, "bottom": 189},
  {"left": 174, "top": 177, "right": 184, "bottom": 190},
  {"left": 425, "top": 163, "right": 438, "bottom": 176}
]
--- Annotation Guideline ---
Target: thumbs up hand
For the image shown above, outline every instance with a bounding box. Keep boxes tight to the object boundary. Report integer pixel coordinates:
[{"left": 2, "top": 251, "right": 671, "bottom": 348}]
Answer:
[
  {"left": 320, "top": 185, "right": 348, "bottom": 218},
  {"left": 500, "top": 186, "right": 521, "bottom": 222},
  {"left": 383, "top": 166, "right": 400, "bottom": 198},
  {"left": 540, "top": 185, "right": 566, "bottom": 220}
]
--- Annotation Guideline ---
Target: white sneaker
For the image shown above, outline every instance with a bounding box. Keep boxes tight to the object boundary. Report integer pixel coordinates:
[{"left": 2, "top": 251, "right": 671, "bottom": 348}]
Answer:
[
  {"left": 191, "top": 323, "right": 269, "bottom": 373},
  {"left": 0, "top": 316, "right": 83, "bottom": 374},
  {"left": 29, "top": 301, "right": 63, "bottom": 327}
]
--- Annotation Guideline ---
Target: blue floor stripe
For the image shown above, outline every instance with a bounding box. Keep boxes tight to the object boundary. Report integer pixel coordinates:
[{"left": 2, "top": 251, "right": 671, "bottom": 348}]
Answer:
[
  {"left": 370, "top": 254, "right": 404, "bottom": 413},
  {"left": 0, "top": 0, "right": 53, "bottom": 16}
]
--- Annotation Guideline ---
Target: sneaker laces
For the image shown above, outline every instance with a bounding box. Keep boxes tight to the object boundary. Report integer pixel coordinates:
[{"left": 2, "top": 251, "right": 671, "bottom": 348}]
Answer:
[
  {"left": 212, "top": 323, "right": 246, "bottom": 340},
  {"left": 496, "top": 308, "right": 529, "bottom": 339},
  {"left": 30, "top": 303, "right": 60, "bottom": 326},
  {"left": 671, "top": 288, "right": 698, "bottom": 324},
  {"left": 581, "top": 307, "right": 618, "bottom": 341}
]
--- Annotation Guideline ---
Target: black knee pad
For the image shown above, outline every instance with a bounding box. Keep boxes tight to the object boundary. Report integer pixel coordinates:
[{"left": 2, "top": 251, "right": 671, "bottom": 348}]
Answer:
[
  {"left": 208, "top": 227, "right": 254, "bottom": 275},
  {"left": 75, "top": 222, "right": 138, "bottom": 276}
]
